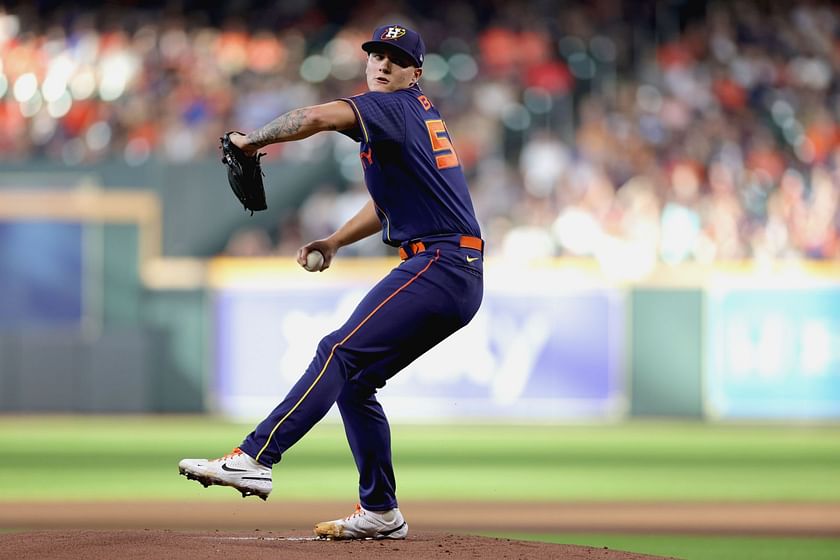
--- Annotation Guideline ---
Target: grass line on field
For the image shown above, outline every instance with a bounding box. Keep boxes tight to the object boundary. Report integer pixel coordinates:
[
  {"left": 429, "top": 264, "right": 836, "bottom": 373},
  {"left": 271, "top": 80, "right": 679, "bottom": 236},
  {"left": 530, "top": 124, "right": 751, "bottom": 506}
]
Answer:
[{"left": 1, "top": 417, "right": 839, "bottom": 502}]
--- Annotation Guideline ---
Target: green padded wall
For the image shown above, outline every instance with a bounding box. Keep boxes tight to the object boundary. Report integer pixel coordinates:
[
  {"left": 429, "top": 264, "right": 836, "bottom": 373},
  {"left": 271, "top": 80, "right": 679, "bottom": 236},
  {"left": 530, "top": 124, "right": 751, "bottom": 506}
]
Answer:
[{"left": 630, "top": 289, "right": 704, "bottom": 417}]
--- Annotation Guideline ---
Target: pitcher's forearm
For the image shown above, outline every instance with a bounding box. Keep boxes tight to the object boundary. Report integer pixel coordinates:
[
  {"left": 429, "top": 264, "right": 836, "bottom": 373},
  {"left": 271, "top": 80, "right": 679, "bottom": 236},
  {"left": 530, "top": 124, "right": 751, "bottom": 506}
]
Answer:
[
  {"left": 329, "top": 200, "right": 381, "bottom": 248},
  {"left": 245, "top": 109, "right": 326, "bottom": 147}
]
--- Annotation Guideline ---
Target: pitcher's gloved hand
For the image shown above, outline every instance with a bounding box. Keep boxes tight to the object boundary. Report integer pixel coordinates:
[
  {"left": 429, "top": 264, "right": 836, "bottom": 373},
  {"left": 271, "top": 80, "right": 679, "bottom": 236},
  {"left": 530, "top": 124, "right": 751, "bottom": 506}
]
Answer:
[{"left": 220, "top": 132, "right": 268, "bottom": 215}]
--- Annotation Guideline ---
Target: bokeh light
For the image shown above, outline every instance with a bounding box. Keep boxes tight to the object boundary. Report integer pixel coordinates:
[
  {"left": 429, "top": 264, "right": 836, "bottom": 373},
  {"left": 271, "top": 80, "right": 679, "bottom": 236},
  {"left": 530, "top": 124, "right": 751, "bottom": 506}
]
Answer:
[
  {"left": 421, "top": 54, "right": 448, "bottom": 82},
  {"left": 300, "top": 55, "right": 331, "bottom": 83},
  {"left": 13, "top": 73, "right": 38, "bottom": 102},
  {"left": 448, "top": 53, "right": 478, "bottom": 81}
]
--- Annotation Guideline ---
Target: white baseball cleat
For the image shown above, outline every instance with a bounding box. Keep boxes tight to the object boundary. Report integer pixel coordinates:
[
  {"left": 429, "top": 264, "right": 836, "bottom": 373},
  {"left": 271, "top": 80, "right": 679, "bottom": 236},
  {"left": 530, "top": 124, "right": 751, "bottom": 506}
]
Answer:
[
  {"left": 178, "top": 447, "right": 272, "bottom": 500},
  {"left": 314, "top": 504, "right": 408, "bottom": 540}
]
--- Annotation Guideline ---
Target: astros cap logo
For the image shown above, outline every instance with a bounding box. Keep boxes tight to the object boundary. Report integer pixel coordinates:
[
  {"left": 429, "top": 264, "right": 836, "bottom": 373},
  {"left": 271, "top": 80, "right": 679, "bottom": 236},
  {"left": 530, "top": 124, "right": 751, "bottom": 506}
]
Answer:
[
  {"left": 381, "top": 26, "right": 406, "bottom": 40},
  {"left": 362, "top": 24, "right": 425, "bottom": 67}
]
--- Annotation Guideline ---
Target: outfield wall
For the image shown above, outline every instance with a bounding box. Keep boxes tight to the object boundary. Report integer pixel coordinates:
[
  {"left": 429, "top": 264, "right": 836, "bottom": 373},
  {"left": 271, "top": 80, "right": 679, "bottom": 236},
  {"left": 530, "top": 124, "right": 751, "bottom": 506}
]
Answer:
[{"left": 1, "top": 184, "right": 839, "bottom": 420}]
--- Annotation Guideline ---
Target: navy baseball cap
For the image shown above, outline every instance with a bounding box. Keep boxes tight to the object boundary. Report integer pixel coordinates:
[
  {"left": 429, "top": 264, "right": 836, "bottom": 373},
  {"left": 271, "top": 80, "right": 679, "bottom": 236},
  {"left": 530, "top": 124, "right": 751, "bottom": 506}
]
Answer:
[{"left": 362, "top": 24, "right": 425, "bottom": 67}]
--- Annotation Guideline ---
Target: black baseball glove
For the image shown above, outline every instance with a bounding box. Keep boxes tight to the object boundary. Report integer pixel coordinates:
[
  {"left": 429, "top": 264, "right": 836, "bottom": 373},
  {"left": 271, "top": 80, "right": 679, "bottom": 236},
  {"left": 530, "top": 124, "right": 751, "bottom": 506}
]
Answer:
[{"left": 220, "top": 132, "right": 268, "bottom": 215}]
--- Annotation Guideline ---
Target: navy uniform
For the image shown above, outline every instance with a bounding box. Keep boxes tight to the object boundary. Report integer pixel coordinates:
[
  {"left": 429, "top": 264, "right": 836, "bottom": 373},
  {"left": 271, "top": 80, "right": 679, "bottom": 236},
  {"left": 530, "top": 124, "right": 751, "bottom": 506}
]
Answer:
[{"left": 238, "top": 25, "right": 484, "bottom": 514}]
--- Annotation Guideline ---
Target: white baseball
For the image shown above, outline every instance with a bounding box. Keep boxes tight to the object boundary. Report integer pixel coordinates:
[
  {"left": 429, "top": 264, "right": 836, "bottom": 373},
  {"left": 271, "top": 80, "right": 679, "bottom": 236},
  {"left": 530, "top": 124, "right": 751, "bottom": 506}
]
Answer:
[{"left": 304, "top": 250, "right": 324, "bottom": 272}]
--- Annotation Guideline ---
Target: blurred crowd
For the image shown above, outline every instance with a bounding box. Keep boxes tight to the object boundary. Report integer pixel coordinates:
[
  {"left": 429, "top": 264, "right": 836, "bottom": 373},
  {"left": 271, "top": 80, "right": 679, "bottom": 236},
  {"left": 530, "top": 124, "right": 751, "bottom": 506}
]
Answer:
[{"left": 2, "top": 1, "right": 840, "bottom": 266}]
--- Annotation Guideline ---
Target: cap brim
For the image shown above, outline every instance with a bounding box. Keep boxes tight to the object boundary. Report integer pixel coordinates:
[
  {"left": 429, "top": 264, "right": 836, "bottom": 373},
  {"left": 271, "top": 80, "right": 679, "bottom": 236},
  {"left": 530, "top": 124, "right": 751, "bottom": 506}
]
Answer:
[{"left": 362, "top": 40, "right": 421, "bottom": 67}]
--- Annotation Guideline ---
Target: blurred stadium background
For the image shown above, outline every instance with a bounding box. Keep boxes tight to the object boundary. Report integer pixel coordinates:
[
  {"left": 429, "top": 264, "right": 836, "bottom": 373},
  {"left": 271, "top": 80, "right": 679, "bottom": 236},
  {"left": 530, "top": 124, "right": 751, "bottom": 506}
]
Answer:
[{"left": 1, "top": 0, "right": 839, "bottom": 558}]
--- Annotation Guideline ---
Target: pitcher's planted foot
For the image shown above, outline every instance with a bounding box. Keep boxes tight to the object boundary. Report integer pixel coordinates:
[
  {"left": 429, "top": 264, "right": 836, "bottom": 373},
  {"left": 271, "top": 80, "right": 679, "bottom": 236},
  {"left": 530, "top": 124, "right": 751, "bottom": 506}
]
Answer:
[{"left": 314, "top": 504, "right": 408, "bottom": 540}]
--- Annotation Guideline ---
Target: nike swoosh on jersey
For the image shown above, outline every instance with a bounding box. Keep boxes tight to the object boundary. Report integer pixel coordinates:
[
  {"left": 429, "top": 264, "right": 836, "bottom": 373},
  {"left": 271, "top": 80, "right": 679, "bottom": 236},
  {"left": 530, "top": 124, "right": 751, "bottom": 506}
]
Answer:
[{"left": 466, "top": 256, "right": 479, "bottom": 263}]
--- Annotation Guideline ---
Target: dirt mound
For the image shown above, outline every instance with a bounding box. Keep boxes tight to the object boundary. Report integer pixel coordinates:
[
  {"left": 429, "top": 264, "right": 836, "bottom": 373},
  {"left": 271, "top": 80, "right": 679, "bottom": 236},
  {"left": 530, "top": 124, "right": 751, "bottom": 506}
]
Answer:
[{"left": 0, "top": 530, "right": 674, "bottom": 560}]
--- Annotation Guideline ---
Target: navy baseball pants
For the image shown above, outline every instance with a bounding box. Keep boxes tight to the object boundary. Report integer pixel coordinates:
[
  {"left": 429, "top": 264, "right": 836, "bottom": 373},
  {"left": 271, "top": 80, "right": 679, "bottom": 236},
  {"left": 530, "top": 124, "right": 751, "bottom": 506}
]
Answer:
[{"left": 239, "top": 236, "right": 483, "bottom": 511}]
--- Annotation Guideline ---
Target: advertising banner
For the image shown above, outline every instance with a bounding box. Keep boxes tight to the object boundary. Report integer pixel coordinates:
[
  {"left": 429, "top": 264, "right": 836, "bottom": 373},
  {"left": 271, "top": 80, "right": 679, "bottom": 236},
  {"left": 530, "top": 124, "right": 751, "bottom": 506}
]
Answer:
[
  {"left": 212, "top": 260, "right": 626, "bottom": 422},
  {"left": 0, "top": 222, "right": 83, "bottom": 328},
  {"left": 706, "top": 287, "right": 840, "bottom": 419}
]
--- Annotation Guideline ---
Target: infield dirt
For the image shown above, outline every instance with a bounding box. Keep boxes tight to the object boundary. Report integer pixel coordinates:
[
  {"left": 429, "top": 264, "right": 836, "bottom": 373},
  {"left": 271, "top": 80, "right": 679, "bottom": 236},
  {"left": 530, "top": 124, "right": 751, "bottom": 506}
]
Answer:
[
  {"left": 1, "top": 530, "right": 675, "bottom": 560},
  {"left": 2, "top": 500, "right": 838, "bottom": 559}
]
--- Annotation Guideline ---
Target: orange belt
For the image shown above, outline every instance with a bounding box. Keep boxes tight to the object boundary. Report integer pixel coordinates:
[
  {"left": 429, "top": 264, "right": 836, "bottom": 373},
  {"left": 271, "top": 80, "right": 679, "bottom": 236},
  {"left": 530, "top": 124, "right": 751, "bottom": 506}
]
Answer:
[{"left": 398, "top": 235, "right": 484, "bottom": 260}]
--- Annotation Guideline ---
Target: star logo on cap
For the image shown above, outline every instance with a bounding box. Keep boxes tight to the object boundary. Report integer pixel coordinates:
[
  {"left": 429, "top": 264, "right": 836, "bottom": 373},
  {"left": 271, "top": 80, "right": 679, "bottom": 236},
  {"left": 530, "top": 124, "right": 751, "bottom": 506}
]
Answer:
[{"left": 381, "top": 26, "right": 406, "bottom": 40}]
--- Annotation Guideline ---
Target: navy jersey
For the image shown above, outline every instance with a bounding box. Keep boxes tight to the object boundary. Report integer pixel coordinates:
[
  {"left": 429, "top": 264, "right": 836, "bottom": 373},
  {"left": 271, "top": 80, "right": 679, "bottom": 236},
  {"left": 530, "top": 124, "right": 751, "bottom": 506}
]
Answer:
[{"left": 340, "top": 84, "right": 481, "bottom": 247}]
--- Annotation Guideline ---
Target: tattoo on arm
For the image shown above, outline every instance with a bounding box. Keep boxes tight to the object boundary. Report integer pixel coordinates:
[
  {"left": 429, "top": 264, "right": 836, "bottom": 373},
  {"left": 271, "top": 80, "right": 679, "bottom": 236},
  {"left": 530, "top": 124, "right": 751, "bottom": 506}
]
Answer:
[
  {"left": 247, "top": 108, "right": 330, "bottom": 148},
  {"left": 247, "top": 109, "right": 304, "bottom": 147}
]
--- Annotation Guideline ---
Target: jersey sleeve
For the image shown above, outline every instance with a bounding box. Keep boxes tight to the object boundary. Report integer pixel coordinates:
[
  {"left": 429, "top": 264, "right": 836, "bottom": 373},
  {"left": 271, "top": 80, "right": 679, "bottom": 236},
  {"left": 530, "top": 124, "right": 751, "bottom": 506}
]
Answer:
[{"left": 340, "top": 91, "right": 406, "bottom": 144}]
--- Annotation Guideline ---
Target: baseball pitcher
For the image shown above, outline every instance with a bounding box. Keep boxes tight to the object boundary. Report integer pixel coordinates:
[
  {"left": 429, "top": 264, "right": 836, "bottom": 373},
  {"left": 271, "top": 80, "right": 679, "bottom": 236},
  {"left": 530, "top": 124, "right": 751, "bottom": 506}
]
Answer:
[{"left": 180, "top": 24, "right": 484, "bottom": 540}]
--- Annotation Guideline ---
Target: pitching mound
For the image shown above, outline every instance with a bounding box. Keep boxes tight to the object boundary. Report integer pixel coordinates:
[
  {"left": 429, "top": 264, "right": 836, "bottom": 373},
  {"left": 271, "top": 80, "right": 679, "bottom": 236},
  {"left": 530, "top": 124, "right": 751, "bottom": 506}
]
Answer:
[{"left": 2, "top": 530, "right": 673, "bottom": 560}]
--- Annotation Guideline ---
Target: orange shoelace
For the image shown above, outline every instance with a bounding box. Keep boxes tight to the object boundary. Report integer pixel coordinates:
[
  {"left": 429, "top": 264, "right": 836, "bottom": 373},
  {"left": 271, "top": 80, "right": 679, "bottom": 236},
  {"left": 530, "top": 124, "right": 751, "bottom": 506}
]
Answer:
[
  {"left": 217, "top": 447, "right": 243, "bottom": 461},
  {"left": 344, "top": 504, "right": 364, "bottom": 520}
]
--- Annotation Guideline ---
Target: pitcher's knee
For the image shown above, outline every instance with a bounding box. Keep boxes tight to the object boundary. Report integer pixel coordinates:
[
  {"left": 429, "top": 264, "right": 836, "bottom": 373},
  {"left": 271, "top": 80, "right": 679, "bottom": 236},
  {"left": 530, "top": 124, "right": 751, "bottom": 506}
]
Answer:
[
  {"left": 316, "top": 332, "right": 341, "bottom": 355},
  {"left": 337, "top": 379, "right": 377, "bottom": 408},
  {"left": 314, "top": 331, "right": 356, "bottom": 380}
]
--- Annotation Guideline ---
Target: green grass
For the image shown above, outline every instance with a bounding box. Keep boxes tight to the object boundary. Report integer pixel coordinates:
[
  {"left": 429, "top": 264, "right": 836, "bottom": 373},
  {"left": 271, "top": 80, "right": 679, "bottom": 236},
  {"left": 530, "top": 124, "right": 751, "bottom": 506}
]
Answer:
[
  {"left": 0, "top": 416, "right": 838, "bottom": 502},
  {"left": 488, "top": 533, "right": 840, "bottom": 560}
]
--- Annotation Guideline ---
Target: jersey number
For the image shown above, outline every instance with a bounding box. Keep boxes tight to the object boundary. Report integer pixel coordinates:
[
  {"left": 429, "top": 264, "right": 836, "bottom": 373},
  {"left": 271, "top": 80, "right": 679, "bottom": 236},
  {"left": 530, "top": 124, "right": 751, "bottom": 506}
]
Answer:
[{"left": 425, "top": 119, "right": 460, "bottom": 170}]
